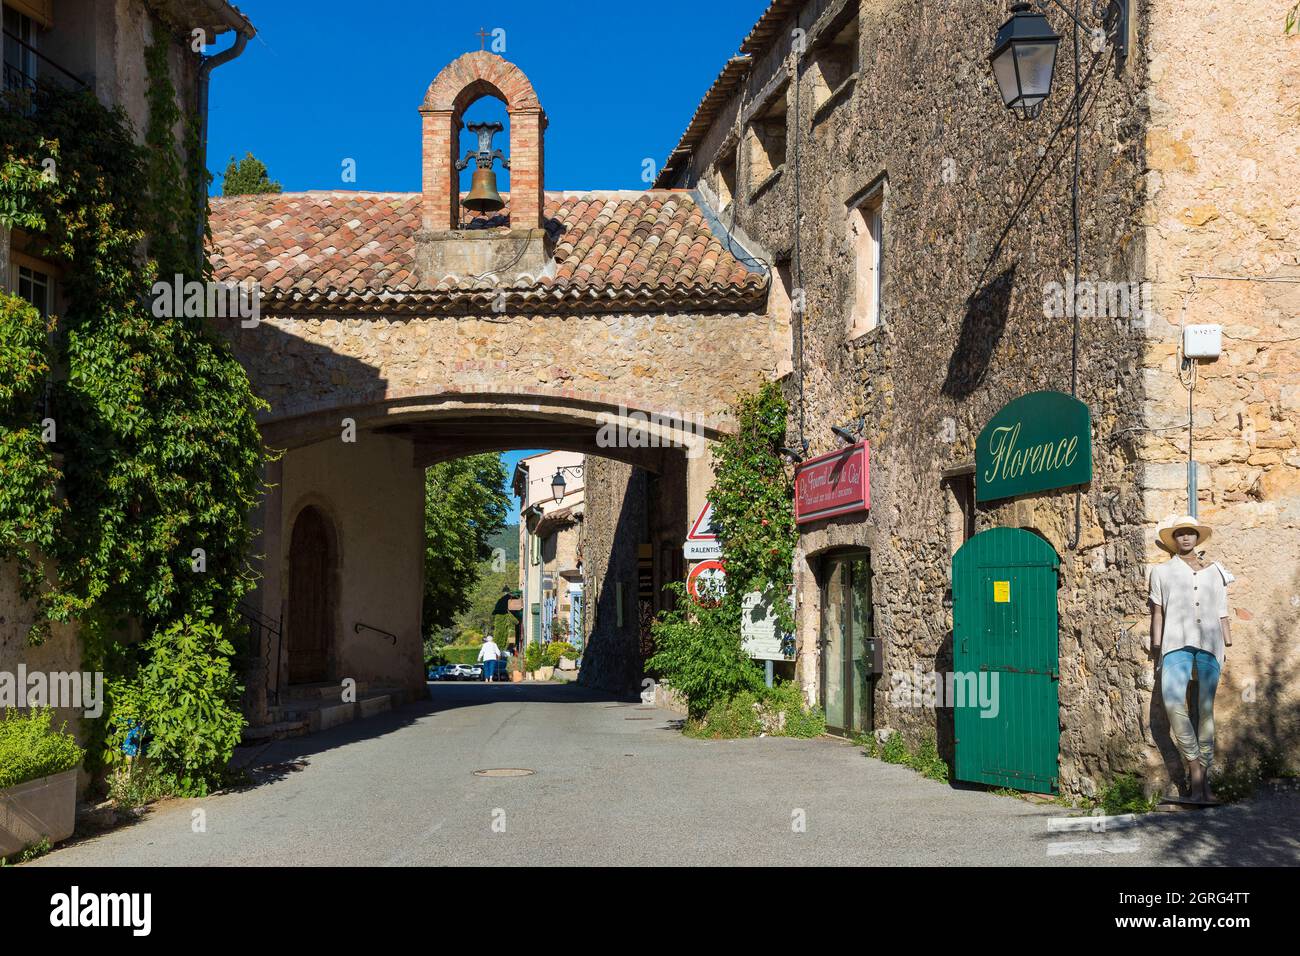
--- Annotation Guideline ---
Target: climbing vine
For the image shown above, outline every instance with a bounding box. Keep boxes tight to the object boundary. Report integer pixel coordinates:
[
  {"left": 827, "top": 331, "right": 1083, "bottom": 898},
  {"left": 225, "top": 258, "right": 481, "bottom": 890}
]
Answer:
[
  {"left": 0, "top": 60, "right": 265, "bottom": 782},
  {"left": 708, "top": 381, "right": 798, "bottom": 633}
]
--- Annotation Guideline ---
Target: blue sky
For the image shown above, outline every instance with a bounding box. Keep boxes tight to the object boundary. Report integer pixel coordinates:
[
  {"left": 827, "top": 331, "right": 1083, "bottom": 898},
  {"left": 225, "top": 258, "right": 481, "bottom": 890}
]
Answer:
[
  {"left": 208, "top": 1, "right": 769, "bottom": 519},
  {"left": 208, "top": 0, "right": 770, "bottom": 196}
]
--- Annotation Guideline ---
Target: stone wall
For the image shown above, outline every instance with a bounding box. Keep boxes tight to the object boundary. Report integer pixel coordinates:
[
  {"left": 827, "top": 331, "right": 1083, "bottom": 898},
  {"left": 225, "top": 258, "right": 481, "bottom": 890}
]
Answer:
[
  {"left": 222, "top": 309, "right": 783, "bottom": 445},
  {"left": 269, "top": 433, "right": 426, "bottom": 701},
  {"left": 1138, "top": 0, "right": 1300, "bottom": 773},
  {"left": 673, "top": 0, "right": 1153, "bottom": 795},
  {"left": 578, "top": 457, "right": 647, "bottom": 696}
]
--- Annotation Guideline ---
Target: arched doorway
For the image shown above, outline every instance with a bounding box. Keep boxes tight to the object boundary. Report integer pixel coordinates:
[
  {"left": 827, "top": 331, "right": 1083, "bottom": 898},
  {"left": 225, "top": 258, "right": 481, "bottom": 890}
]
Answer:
[{"left": 287, "top": 505, "right": 335, "bottom": 684}]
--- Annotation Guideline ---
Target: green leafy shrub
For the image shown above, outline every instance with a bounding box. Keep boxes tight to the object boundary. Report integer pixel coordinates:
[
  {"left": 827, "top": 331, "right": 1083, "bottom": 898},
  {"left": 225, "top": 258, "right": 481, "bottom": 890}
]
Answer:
[
  {"left": 492, "top": 614, "right": 515, "bottom": 647},
  {"left": 524, "top": 643, "right": 543, "bottom": 672},
  {"left": 106, "top": 617, "right": 245, "bottom": 796},
  {"left": 911, "top": 733, "right": 949, "bottom": 782},
  {"left": 0, "top": 708, "right": 84, "bottom": 790},
  {"left": 880, "top": 731, "right": 910, "bottom": 765},
  {"left": 543, "top": 640, "right": 577, "bottom": 668},
  {"left": 647, "top": 583, "right": 763, "bottom": 719},
  {"left": 874, "top": 730, "right": 948, "bottom": 781},
  {"left": 106, "top": 762, "right": 171, "bottom": 810},
  {"left": 686, "top": 691, "right": 763, "bottom": 739},
  {"left": 760, "top": 680, "right": 826, "bottom": 738},
  {"left": 708, "top": 382, "right": 796, "bottom": 635},
  {"left": 1099, "top": 773, "right": 1156, "bottom": 815}
]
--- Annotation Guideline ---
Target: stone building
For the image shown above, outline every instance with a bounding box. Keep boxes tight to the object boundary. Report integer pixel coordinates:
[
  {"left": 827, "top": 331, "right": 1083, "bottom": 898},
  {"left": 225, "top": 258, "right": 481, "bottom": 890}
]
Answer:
[
  {"left": 512, "top": 450, "right": 585, "bottom": 652},
  {"left": 209, "top": 52, "right": 780, "bottom": 720},
  {"left": 654, "top": 0, "right": 1298, "bottom": 795},
  {"left": 0, "top": 0, "right": 255, "bottom": 767}
]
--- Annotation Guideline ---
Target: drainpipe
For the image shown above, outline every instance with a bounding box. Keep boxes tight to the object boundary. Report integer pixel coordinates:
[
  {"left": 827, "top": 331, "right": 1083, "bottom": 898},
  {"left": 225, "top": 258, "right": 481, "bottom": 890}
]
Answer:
[{"left": 194, "top": 20, "right": 252, "bottom": 271}]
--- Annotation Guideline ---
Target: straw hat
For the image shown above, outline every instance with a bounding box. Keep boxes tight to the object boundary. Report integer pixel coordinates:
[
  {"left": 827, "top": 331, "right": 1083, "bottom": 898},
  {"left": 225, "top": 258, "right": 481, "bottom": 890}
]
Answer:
[{"left": 1157, "top": 514, "right": 1212, "bottom": 553}]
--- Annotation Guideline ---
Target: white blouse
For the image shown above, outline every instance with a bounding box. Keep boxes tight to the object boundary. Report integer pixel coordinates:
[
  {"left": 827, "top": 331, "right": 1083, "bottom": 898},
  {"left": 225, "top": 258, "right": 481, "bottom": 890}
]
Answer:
[{"left": 1148, "top": 557, "right": 1232, "bottom": 664}]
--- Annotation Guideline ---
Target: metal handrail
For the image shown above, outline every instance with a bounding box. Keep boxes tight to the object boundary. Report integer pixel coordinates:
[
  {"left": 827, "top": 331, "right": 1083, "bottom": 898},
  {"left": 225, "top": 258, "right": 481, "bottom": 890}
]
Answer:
[
  {"left": 237, "top": 602, "right": 282, "bottom": 706},
  {"left": 2, "top": 29, "right": 88, "bottom": 90},
  {"left": 354, "top": 621, "right": 397, "bottom": 645}
]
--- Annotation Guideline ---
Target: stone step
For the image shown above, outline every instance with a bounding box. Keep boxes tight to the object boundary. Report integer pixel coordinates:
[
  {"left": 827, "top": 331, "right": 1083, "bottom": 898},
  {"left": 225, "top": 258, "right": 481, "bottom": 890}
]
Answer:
[
  {"left": 284, "top": 680, "right": 376, "bottom": 701},
  {"left": 241, "top": 719, "right": 310, "bottom": 742},
  {"left": 267, "top": 693, "right": 395, "bottom": 732},
  {"left": 357, "top": 694, "right": 391, "bottom": 719}
]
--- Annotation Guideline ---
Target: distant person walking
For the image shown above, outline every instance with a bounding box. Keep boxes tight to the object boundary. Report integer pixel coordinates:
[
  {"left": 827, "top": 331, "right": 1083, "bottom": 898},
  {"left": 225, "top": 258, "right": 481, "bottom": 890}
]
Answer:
[{"left": 478, "top": 633, "right": 502, "bottom": 683}]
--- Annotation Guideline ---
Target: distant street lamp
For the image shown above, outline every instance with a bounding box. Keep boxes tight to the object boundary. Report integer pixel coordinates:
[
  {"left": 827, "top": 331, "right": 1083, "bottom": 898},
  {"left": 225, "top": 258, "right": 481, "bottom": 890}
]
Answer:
[{"left": 548, "top": 464, "right": 584, "bottom": 504}]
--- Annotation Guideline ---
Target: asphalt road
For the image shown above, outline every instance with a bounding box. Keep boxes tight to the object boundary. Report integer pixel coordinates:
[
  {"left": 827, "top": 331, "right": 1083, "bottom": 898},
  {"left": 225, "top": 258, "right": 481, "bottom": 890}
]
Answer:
[{"left": 33, "top": 682, "right": 1300, "bottom": 866}]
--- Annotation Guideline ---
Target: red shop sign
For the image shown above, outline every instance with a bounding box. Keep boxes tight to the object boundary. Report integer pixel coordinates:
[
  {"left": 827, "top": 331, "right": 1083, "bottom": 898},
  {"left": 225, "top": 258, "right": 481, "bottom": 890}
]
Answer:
[{"left": 794, "top": 441, "right": 870, "bottom": 525}]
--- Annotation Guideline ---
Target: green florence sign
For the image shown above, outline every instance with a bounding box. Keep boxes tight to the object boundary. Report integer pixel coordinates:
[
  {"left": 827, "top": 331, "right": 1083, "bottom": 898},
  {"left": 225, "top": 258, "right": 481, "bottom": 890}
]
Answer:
[{"left": 976, "top": 391, "right": 1092, "bottom": 503}]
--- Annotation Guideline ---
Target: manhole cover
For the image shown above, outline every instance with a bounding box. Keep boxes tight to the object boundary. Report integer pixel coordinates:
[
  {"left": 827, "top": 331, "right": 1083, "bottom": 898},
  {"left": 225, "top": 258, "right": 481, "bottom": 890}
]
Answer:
[{"left": 473, "top": 768, "right": 535, "bottom": 777}]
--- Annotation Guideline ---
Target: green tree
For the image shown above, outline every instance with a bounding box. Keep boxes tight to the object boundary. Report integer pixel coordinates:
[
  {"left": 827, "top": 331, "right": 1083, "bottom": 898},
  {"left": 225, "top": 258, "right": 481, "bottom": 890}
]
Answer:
[
  {"left": 221, "top": 152, "right": 282, "bottom": 196},
  {"left": 422, "top": 455, "right": 510, "bottom": 634}
]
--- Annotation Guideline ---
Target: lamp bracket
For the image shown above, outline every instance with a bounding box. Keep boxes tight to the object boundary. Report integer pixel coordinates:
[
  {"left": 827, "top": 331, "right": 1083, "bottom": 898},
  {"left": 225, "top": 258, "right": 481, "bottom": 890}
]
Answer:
[{"left": 1034, "top": 0, "right": 1129, "bottom": 59}]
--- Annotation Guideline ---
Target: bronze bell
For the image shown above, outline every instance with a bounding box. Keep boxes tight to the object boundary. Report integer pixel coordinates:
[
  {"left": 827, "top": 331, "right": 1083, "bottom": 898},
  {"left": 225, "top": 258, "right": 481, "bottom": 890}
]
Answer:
[{"left": 464, "top": 168, "right": 504, "bottom": 213}]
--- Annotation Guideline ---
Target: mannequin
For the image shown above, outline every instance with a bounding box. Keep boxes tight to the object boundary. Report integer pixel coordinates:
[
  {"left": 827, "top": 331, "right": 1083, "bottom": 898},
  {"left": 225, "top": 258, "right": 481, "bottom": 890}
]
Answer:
[{"left": 1149, "top": 515, "right": 1233, "bottom": 805}]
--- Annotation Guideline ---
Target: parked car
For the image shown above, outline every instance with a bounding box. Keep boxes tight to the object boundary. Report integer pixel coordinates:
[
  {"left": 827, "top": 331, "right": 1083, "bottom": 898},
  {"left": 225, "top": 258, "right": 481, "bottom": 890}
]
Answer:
[
  {"left": 439, "top": 663, "right": 481, "bottom": 681},
  {"left": 426, "top": 665, "right": 451, "bottom": 681}
]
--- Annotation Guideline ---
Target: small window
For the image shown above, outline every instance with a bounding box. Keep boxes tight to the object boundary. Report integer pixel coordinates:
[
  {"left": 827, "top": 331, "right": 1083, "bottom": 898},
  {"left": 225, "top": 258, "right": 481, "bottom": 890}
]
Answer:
[
  {"left": 17, "top": 264, "right": 51, "bottom": 318},
  {"left": 746, "top": 84, "right": 788, "bottom": 194},
  {"left": 846, "top": 191, "right": 883, "bottom": 338},
  {"left": 943, "top": 471, "right": 977, "bottom": 558},
  {"left": 714, "top": 145, "right": 737, "bottom": 211},
  {"left": 769, "top": 259, "right": 796, "bottom": 377},
  {"left": 811, "top": 15, "right": 860, "bottom": 115},
  {"left": 3, "top": 6, "right": 38, "bottom": 91}
]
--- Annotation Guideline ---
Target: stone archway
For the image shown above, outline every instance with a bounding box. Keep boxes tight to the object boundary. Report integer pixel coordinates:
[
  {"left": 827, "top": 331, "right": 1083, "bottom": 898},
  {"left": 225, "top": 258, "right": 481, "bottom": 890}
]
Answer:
[{"left": 286, "top": 504, "right": 338, "bottom": 684}]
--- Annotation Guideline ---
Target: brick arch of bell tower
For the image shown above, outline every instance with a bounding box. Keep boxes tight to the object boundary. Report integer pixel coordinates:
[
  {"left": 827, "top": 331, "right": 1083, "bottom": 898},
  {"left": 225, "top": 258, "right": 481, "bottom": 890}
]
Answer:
[{"left": 419, "top": 51, "right": 547, "bottom": 233}]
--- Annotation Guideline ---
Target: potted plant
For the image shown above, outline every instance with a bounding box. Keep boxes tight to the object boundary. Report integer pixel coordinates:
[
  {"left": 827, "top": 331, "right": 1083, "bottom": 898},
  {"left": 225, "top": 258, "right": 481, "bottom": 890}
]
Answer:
[
  {"left": 524, "top": 643, "right": 543, "bottom": 680},
  {"left": 0, "top": 709, "right": 84, "bottom": 859}
]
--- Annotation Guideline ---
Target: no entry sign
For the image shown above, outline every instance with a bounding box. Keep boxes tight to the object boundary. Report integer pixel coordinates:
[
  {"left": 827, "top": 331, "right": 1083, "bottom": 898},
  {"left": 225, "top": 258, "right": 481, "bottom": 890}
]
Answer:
[{"left": 686, "top": 560, "right": 726, "bottom": 605}]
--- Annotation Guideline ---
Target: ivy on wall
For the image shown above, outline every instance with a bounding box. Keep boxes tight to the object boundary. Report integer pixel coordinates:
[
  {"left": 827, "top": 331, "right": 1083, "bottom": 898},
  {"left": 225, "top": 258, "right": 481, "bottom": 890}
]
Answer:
[
  {"left": 0, "top": 43, "right": 265, "bottom": 788},
  {"left": 647, "top": 382, "right": 798, "bottom": 716},
  {"left": 708, "top": 381, "right": 797, "bottom": 633}
]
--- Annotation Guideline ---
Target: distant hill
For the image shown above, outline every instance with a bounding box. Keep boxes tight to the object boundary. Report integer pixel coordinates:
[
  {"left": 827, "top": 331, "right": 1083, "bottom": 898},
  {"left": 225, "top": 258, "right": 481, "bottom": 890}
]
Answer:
[{"left": 488, "top": 524, "right": 519, "bottom": 563}]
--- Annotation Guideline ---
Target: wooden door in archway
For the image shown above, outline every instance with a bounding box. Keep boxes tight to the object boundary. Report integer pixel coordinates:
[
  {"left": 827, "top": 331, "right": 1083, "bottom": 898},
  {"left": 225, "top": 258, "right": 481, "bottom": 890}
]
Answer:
[{"left": 287, "top": 506, "right": 333, "bottom": 684}]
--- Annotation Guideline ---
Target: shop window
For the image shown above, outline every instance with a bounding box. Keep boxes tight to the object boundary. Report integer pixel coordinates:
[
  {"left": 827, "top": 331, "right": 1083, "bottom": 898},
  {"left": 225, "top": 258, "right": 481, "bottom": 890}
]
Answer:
[
  {"left": 746, "top": 83, "right": 788, "bottom": 195},
  {"left": 846, "top": 187, "right": 883, "bottom": 338}
]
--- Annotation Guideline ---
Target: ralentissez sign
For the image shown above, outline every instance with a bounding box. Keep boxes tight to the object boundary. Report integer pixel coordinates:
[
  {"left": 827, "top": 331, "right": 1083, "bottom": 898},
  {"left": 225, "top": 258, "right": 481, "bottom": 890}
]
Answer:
[
  {"left": 795, "top": 441, "right": 870, "bottom": 525},
  {"left": 976, "top": 391, "right": 1092, "bottom": 503}
]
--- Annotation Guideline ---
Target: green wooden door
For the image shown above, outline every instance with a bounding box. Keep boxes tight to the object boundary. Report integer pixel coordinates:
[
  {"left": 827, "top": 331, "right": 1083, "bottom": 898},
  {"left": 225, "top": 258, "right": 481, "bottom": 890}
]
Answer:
[{"left": 952, "top": 528, "right": 1060, "bottom": 794}]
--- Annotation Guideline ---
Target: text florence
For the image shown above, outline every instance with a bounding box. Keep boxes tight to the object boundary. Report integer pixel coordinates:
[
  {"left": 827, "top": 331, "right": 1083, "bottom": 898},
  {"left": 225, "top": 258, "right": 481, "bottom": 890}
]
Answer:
[{"left": 982, "top": 423, "right": 1080, "bottom": 483}]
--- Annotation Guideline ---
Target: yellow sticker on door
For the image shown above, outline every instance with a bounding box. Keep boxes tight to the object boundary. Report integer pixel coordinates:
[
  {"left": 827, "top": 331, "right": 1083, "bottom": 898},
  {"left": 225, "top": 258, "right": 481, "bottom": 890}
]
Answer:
[{"left": 993, "top": 581, "right": 1010, "bottom": 603}]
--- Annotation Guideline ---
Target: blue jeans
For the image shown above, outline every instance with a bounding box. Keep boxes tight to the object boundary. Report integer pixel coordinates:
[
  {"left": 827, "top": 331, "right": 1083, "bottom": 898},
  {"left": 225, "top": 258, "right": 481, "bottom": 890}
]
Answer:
[
  {"left": 481, "top": 660, "right": 495, "bottom": 681},
  {"left": 1161, "top": 648, "right": 1221, "bottom": 770}
]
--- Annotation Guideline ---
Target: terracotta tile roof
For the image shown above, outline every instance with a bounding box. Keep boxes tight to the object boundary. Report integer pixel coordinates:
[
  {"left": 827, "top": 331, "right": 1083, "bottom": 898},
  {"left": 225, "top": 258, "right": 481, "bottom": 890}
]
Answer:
[
  {"left": 209, "top": 189, "right": 767, "bottom": 314},
  {"left": 652, "top": 0, "right": 803, "bottom": 188}
]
